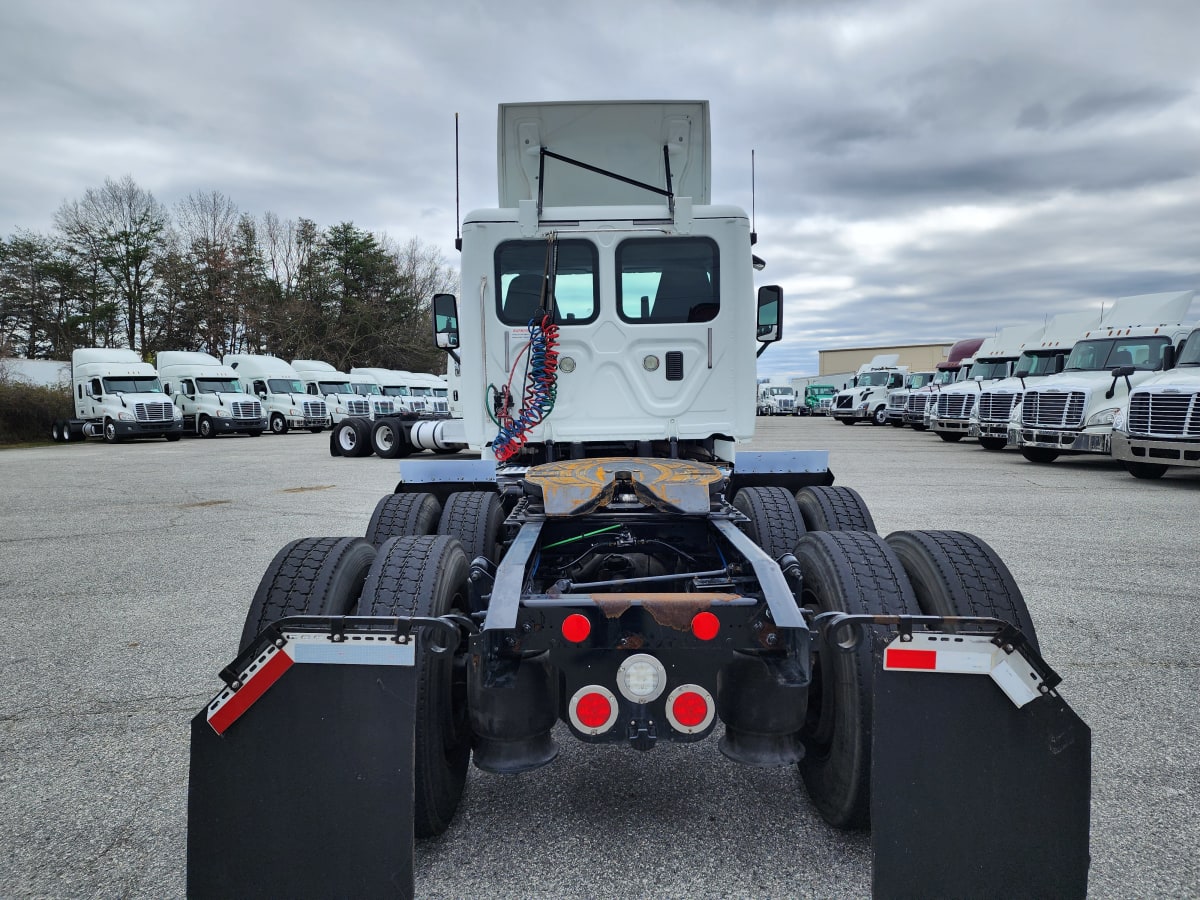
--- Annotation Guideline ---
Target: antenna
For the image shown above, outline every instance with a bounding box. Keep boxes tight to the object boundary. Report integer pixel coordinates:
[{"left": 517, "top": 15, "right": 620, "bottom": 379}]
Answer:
[
  {"left": 750, "top": 149, "right": 757, "bottom": 246},
  {"left": 454, "top": 112, "right": 462, "bottom": 252}
]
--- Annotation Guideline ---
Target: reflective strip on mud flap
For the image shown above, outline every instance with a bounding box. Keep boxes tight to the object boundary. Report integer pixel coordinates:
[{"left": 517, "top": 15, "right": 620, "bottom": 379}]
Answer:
[
  {"left": 206, "top": 632, "right": 416, "bottom": 735},
  {"left": 883, "top": 632, "right": 1044, "bottom": 708}
]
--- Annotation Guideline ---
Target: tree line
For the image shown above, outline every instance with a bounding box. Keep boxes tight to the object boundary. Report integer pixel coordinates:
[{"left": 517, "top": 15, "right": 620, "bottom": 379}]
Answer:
[{"left": 0, "top": 175, "right": 457, "bottom": 374}]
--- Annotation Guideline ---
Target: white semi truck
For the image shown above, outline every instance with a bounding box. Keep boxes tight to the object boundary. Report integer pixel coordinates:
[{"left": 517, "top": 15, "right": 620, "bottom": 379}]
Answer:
[
  {"left": 969, "top": 311, "right": 1101, "bottom": 451},
  {"left": 158, "top": 351, "right": 267, "bottom": 438},
  {"left": 188, "top": 100, "right": 1090, "bottom": 899},
  {"left": 929, "top": 326, "right": 1044, "bottom": 443},
  {"left": 1017, "top": 290, "right": 1195, "bottom": 463},
  {"left": 883, "top": 371, "right": 936, "bottom": 426},
  {"left": 829, "top": 354, "right": 908, "bottom": 425},
  {"left": 901, "top": 337, "right": 984, "bottom": 430},
  {"left": 1111, "top": 323, "right": 1200, "bottom": 478},
  {"left": 411, "top": 372, "right": 452, "bottom": 417},
  {"left": 51, "top": 348, "right": 184, "bottom": 443},
  {"left": 222, "top": 354, "right": 328, "bottom": 434},
  {"left": 291, "top": 360, "right": 372, "bottom": 424},
  {"left": 757, "top": 378, "right": 800, "bottom": 415},
  {"left": 349, "top": 368, "right": 429, "bottom": 417},
  {"left": 346, "top": 373, "right": 397, "bottom": 419}
]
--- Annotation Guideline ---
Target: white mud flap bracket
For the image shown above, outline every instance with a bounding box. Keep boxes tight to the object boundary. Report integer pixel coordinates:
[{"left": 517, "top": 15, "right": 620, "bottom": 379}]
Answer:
[{"left": 187, "top": 620, "right": 432, "bottom": 900}]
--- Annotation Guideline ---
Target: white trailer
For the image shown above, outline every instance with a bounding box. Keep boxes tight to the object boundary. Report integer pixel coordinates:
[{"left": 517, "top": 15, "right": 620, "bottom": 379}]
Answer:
[
  {"left": 291, "top": 360, "right": 372, "bottom": 424},
  {"left": 222, "top": 355, "right": 328, "bottom": 434},
  {"left": 158, "top": 351, "right": 267, "bottom": 438},
  {"left": 1111, "top": 323, "right": 1200, "bottom": 478},
  {"left": 51, "top": 348, "right": 184, "bottom": 444},
  {"left": 1017, "top": 290, "right": 1195, "bottom": 463}
]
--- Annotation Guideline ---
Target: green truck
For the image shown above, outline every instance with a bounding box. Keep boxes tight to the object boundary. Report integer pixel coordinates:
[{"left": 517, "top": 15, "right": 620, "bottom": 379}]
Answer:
[{"left": 803, "top": 383, "right": 836, "bottom": 415}]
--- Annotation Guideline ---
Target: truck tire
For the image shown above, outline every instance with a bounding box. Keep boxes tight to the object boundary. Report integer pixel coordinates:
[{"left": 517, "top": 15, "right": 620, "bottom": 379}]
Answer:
[
  {"left": 103, "top": 418, "right": 120, "bottom": 443},
  {"left": 359, "top": 535, "right": 471, "bottom": 837},
  {"left": 937, "top": 431, "right": 964, "bottom": 442},
  {"left": 794, "top": 486, "right": 876, "bottom": 533},
  {"left": 910, "top": 422, "right": 927, "bottom": 432},
  {"left": 884, "top": 530, "right": 1040, "bottom": 653},
  {"left": 308, "top": 426, "right": 325, "bottom": 434},
  {"left": 198, "top": 415, "right": 215, "bottom": 438},
  {"left": 839, "top": 418, "right": 856, "bottom": 426},
  {"left": 889, "top": 419, "right": 906, "bottom": 428},
  {"left": 732, "top": 486, "right": 806, "bottom": 561},
  {"left": 371, "top": 417, "right": 412, "bottom": 459},
  {"left": 979, "top": 437, "right": 1007, "bottom": 451},
  {"left": 51, "top": 420, "right": 64, "bottom": 442},
  {"left": 366, "top": 492, "right": 442, "bottom": 546},
  {"left": 437, "top": 491, "right": 505, "bottom": 563},
  {"left": 1021, "top": 447, "right": 1059, "bottom": 463},
  {"left": 269, "top": 413, "right": 289, "bottom": 435},
  {"left": 793, "top": 530, "right": 919, "bottom": 829},
  {"left": 1124, "top": 461, "right": 1168, "bottom": 480},
  {"left": 333, "top": 417, "right": 372, "bottom": 457},
  {"left": 165, "top": 433, "right": 181, "bottom": 442},
  {"left": 238, "top": 536, "right": 376, "bottom": 653},
  {"left": 871, "top": 406, "right": 888, "bottom": 426}
]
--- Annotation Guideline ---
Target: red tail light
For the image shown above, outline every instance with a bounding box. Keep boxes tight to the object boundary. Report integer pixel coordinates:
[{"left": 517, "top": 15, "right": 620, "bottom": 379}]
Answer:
[
  {"left": 665, "top": 684, "right": 715, "bottom": 734},
  {"left": 561, "top": 613, "right": 591, "bottom": 643},
  {"left": 568, "top": 685, "right": 618, "bottom": 734},
  {"left": 690, "top": 611, "right": 720, "bottom": 641}
]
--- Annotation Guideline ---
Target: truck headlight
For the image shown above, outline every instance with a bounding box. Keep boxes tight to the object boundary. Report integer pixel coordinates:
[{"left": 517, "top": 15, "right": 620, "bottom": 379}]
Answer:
[
  {"left": 216, "top": 409, "right": 230, "bottom": 418},
  {"left": 118, "top": 411, "right": 134, "bottom": 421},
  {"left": 1112, "top": 409, "right": 1126, "bottom": 432},
  {"left": 1087, "top": 407, "right": 1119, "bottom": 427},
  {"left": 858, "top": 402, "right": 869, "bottom": 410},
  {"left": 289, "top": 407, "right": 299, "bottom": 416},
  {"left": 335, "top": 405, "right": 345, "bottom": 414}
]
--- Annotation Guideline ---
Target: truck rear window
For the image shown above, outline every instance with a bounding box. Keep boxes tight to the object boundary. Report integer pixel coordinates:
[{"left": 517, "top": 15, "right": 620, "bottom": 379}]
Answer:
[
  {"left": 617, "top": 238, "right": 719, "bottom": 324},
  {"left": 495, "top": 240, "right": 598, "bottom": 326}
]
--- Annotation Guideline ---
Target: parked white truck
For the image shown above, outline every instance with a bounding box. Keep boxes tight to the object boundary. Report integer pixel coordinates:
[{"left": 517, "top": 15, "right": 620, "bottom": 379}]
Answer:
[
  {"left": 51, "top": 348, "right": 184, "bottom": 443},
  {"left": 1111, "top": 323, "right": 1200, "bottom": 478},
  {"left": 222, "top": 355, "right": 328, "bottom": 434},
  {"left": 1017, "top": 290, "right": 1195, "bottom": 463},
  {"left": 757, "top": 378, "right": 800, "bottom": 415},
  {"left": 349, "top": 368, "right": 428, "bottom": 417},
  {"left": 346, "top": 373, "right": 397, "bottom": 419},
  {"left": 157, "top": 351, "right": 267, "bottom": 438},
  {"left": 412, "top": 372, "right": 452, "bottom": 417},
  {"left": 929, "top": 326, "right": 1044, "bottom": 443},
  {"left": 968, "top": 311, "right": 1101, "bottom": 451},
  {"left": 829, "top": 354, "right": 908, "bottom": 425},
  {"left": 883, "top": 371, "right": 936, "bottom": 427},
  {"left": 902, "top": 337, "right": 985, "bottom": 430},
  {"left": 292, "top": 360, "right": 372, "bottom": 424}
]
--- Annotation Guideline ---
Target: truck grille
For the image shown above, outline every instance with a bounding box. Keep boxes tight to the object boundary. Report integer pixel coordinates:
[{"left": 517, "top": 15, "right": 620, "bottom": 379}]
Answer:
[
  {"left": 906, "top": 393, "right": 929, "bottom": 415},
  {"left": 347, "top": 399, "right": 369, "bottom": 416},
  {"left": 231, "top": 401, "right": 262, "bottom": 420},
  {"left": 1022, "top": 390, "right": 1086, "bottom": 428},
  {"left": 778, "top": 398, "right": 794, "bottom": 411},
  {"left": 1127, "top": 391, "right": 1200, "bottom": 437},
  {"left": 835, "top": 395, "right": 852, "bottom": 410},
  {"left": 433, "top": 400, "right": 449, "bottom": 414},
  {"left": 374, "top": 400, "right": 395, "bottom": 416},
  {"left": 303, "top": 401, "right": 326, "bottom": 419},
  {"left": 935, "top": 393, "right": 974, "bottom": 419},
  {"left": 135, "top": 402, "right": 174, "bottom": 422},
  {"left": 977, "top": 392, "right": 1018, "bottom": 423},
  {"left": 411, "top": 400, "right": 426, "bottom": 412}
]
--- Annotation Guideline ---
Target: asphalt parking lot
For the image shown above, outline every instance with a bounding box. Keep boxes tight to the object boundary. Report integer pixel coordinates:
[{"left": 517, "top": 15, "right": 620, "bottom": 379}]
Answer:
[{"left": 1, "top": 417, "right": 1197, "bottom": 898}]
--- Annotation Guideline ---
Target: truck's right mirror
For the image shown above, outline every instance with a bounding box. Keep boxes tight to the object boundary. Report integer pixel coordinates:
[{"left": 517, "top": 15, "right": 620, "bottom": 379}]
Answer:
[
  {"left": 756, "top": 285, "right": 782, "bottom": 343},
  {"left": 432, "top": 293, "right": 461, "bottom": 350}
]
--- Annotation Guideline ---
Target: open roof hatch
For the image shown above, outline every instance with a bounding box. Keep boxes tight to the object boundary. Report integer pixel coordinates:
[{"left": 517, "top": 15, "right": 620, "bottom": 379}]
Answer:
[{"left": 497, "top": 101, "right": 711, "bottom": 210}]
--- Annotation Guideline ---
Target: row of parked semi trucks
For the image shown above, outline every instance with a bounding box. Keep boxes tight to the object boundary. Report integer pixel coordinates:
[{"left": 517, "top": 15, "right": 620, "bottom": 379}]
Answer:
[
  {"left": 827, "top": 289, "right": 1200, "bottom": 479},
  {"left": 47, "top": 349, "right": 452, "bottom": 444}
]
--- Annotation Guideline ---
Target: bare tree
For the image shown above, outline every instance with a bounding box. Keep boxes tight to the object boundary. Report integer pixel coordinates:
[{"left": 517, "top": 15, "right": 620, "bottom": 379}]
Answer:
[{"left": 54, "top": 175, "right": 167, "bottom": 351}]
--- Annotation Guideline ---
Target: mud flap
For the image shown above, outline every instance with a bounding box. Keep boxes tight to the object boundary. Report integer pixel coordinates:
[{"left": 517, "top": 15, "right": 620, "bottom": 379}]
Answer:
[
  {"left": 187, "top": 633, "right": 417, "bottom": 899},
  {"left": 870, "top": 638, "right": 1091, "bottom": 899}
]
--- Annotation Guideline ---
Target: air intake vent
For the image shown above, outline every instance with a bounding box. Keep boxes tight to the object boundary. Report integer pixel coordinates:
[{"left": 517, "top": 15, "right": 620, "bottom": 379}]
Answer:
[{"left": 665, "top": 351, "right": 683, "bottom": 381}]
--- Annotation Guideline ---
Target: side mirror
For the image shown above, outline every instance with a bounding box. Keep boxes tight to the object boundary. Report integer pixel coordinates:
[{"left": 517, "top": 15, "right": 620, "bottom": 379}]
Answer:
[
  {"left": 1111, "top": 365, "right": 1136, "bottom": 378},
  {"left": 258, "top": 391, "right": 268, "bottom": 400},
  {"left": 433, "top": 293, "right": 460, "bottom": 350},
  {"left": 1013, "top": 368, "right": 1031, "bottom": 379},
  {"left": 756, "top": 285, "right": 782, "bottom": 343},
  {"left": 1162, "top": 344, "right": 1177, "bottom": 371}
]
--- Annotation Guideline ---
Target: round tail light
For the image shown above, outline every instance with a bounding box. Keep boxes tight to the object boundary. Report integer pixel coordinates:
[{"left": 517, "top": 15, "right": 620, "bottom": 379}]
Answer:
[
  {"left": 665, "top": 684, "right": 715, "bottom": 734},
  {"left": 561, "top": 613, "right": 591, "bottom": 643},
  {"left": 568, "top": 685, "right": 619, "bottom": 735}
]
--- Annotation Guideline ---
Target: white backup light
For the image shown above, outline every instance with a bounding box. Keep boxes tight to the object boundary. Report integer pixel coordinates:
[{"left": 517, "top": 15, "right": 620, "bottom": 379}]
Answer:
[{"left": 617, "top": 653, "right": 666, "bottom": 703}]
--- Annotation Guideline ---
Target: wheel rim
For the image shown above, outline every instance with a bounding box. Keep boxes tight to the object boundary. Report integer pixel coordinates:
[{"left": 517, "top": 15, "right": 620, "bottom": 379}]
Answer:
[
  {"left": 338, "top": 427, "right": 357, "bottom": 451},
  {"left": 271, "top": 415, "right": 284, "bottom": 433},
  {"left": 377, "top": 426, "right": 394, "bottom": 451},
  {"left": 105, "top": 422, "right": 115, "bottom": 440}
]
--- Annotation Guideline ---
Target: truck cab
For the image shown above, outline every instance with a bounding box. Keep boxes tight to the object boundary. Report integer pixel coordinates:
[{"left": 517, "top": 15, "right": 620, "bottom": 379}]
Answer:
[
  {"left": 758, "top": 383, "right": 799, "bottom": 416},
  {"left": 884, "top": 371, "right": 935, "bottom": 427},
  {"left": 292, "top": 360, "right": 372, "bottom": 424},
  {"left": 349, "top": 368, "right": 428, "bottom": 417},
  {"left": 66, "top": 348, "right": 184, "bottom": 442},
  {"left": 223, "top": 354, "right": 328, "bottom": 434},
  {"left": 802, "top": 383, "right": 835, "bottom": 416},
  {"left": 1111, "top": 324, "right": 1200, "bottom": 478},
  {"left": 158, "top": 351, "right": 267, "bottom": 438},
  {"left": 348, "top": 376, "right": 397, "bottom": 419},
  {"left": 830, "top": 355, "right": 907, "bottom": 426}
]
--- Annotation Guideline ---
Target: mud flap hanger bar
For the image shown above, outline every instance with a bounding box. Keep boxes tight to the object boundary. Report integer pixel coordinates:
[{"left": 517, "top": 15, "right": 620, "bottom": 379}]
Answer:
[
  {"left": 218, "top": 614, "right": 476, "bottom": 689},
  {"left": 813, "top": 611, "right": 1063, "bottom": 693}
]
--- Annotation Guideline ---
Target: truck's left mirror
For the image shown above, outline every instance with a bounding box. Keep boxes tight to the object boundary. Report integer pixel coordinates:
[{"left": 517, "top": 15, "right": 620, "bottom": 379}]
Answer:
[
  {"left": 756, "top": 285, "right": 782, "bottom": 343},
  {"left": 433, "top": 293, "right": 461, "bottom": 350}
]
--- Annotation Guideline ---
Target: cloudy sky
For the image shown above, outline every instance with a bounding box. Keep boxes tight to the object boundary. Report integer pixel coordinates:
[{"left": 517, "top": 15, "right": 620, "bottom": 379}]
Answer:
[{"left": 3, "top": 0, "right": 1198, "bottom": 376}]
